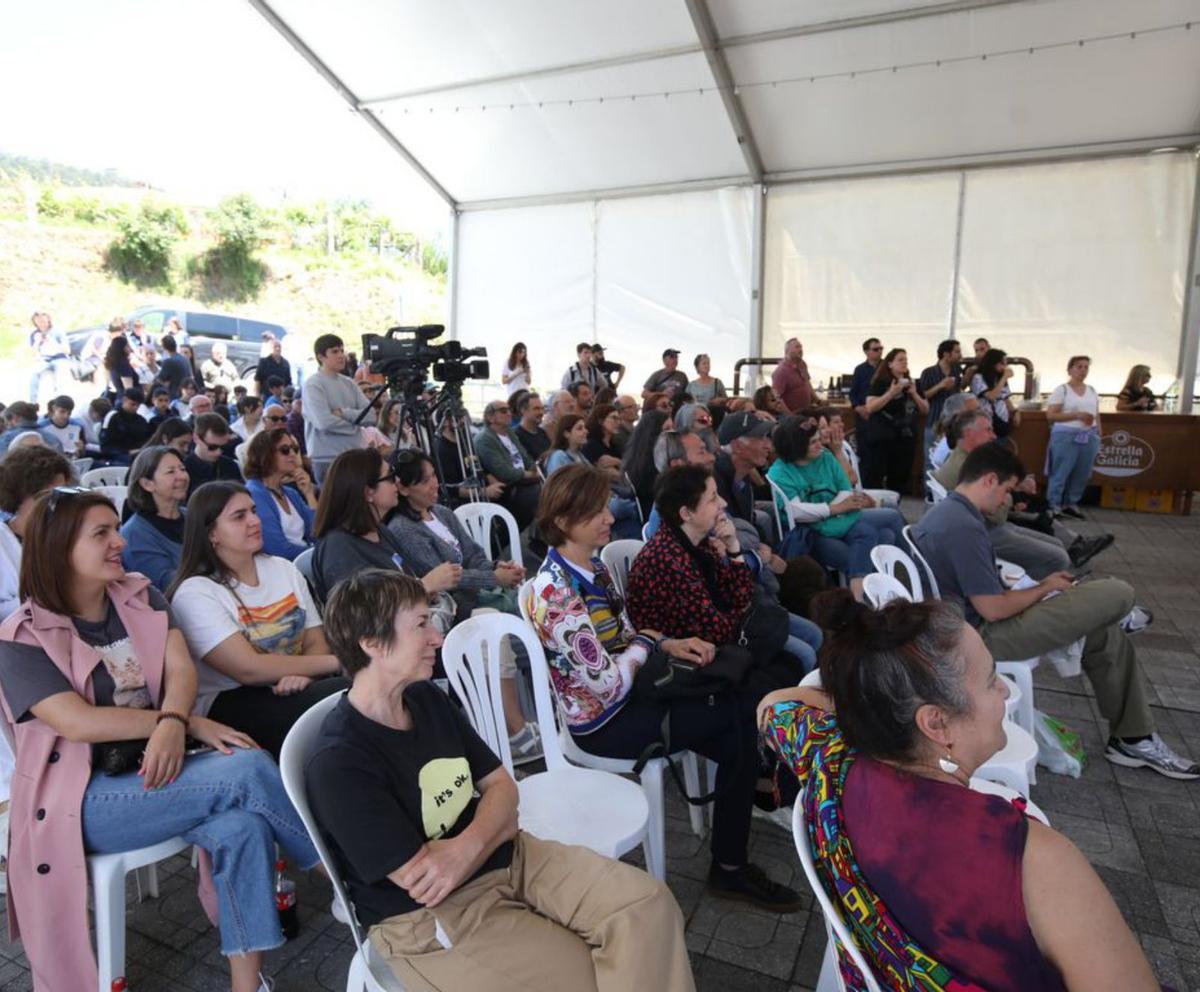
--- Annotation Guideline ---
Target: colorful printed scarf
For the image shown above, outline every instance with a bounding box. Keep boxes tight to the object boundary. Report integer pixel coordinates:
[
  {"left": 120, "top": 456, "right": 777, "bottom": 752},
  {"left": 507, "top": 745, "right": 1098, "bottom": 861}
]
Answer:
[{"left": 764, "top": 702, "right": 987, "bottom": 992}]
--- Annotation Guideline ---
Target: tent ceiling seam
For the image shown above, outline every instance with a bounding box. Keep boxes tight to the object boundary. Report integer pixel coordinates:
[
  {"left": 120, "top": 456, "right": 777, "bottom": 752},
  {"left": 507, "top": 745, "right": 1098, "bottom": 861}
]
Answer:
[
  {"left": 244, "top": 0, "right": 458, "bottom": 207},
  {"left": 684, "top": 0, "right": 763, "bottom": 183}
]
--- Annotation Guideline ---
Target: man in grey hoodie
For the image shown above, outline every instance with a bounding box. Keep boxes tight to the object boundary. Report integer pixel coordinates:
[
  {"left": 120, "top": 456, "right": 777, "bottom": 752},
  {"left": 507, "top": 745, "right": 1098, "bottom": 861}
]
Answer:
[{"left": 303, "top": 334, "right": 371, "bottom": 483}]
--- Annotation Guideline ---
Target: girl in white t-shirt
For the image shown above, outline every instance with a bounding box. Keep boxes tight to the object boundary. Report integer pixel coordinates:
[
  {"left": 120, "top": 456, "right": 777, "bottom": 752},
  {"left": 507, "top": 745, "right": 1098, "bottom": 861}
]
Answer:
[
  {"left": 502, "top": 342, "right": 531, "bottom": 397},
  {"left": 1044, "top": 355, "right": 1101, "bottom": 519},
  {"left": 168, "top": 482, "right": 348, "bottom": 756}
]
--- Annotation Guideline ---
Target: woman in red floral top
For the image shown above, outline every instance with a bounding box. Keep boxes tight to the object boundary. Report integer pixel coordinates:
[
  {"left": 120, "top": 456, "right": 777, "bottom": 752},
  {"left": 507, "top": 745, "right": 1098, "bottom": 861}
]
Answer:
[{"left": 625, "top": 468, "right": 754, "bottom": 645}]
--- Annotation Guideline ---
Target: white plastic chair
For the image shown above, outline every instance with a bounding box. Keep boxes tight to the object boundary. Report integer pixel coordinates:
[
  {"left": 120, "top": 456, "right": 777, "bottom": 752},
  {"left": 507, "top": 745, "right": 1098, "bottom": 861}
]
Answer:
[
  {"left": 901, "top": 525, "right": 940, "bottom": 599},
  {"left": 926, "top": 472, "right": 948, "bottom": 503},
  {"left": 975, "top": 721, "right": 1039, "bottom": 796},
  {"left": 92, "top": 837, "right": 191, "bottom": 991},
  {"left": 95, "top": 485, "right": 127, "bottom": 518},
  {"left": 868, "top": 545, "right": 925, "bottom": 601},
  {"left": 641, "top": 520, "right": 654, "bottom": 541},
  {"left": 82, "top": 466, "right": 128, "bottom": 488},
  {"left": 969, "top": 777, "right": 1050, "bottom": 825},
  {"left": 71, "top": 457, "right": 94, "bottom": 478},
  {"left": 442, "top": 613, "right": 650, "bottom": 861},
  {"left": 279, "top": 692, "right": 409, "bottom": 992},
  {"left": 517, "top": 579, "right": 709, "bottom": 875},
  {"left": 792, "top": 802, "right": 884, "bottom": 992},
  {"left": 453, "top": 501, "right": 523, "bottom": 568},
  {"left": 598, "top": 539, "right": 644, "bottom": 599},
  {"left": 766, "top": 478, "right": 791, "bottom": 542},
  {"left": 292, "top": 546, "right": 320, "bottom": 608},
  {"left": 862, "top": 573, "right": 912, "bottom": 610}
]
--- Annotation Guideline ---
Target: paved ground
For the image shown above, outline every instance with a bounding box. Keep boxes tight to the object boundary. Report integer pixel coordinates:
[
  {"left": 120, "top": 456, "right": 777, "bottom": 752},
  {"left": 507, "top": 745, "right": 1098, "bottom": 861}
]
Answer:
[{"left": 0, "top": 500, "right": 1197, "bottom": 991}]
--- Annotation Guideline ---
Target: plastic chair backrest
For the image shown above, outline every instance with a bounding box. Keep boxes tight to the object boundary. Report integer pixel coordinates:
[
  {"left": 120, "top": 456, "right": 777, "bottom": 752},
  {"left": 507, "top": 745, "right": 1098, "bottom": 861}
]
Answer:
[
  {"left": 292, "top": 547, "right": 321, "bottom": 608},
  {"left": 599, "top": 539, "right": 644, "bottom": 599},
  {"left": 863, "top": 573, "right": 914, "bottom": 610},
  {"left": 622, "top": 472, "right": 645, "bottom": 523},
  {"left": 766, "top": 478, "right": 789, "bottom": 544},
  {"left": 82, "top": 466, "right": 128, "bottom": 488},
  {"left": 902, "top": 525, "right": 941, "bottom": 600},
  {"left": 453, "top": 502, "right": 523, "bottom": 568},
  {"left": 95, "top": 485, "right": 127, "bottom": 518},
  {"left": 926, "top": 472, "right": 948, "bottom": 503},
  {"left": 278, "top": 691, "right": 402, "bottom": 985},
  {"left": 641, "top": 520, "right": 654, "bottom": 541},
  {"left": 868, "top": 545, "right": 924, "bottom": 601},
  {"left": 791, "top": 803, "right": 885, "bottom": 992},
  {"left": 441, "top": 612, "right": 567, "bottom": 774}
]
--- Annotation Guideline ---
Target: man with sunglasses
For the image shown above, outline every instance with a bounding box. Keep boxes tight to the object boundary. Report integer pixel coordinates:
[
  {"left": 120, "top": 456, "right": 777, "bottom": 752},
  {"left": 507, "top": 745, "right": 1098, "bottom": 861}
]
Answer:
[
  {"left": 184, "top": 412, "right": 244, "bottom": 499},
  {"left": 849, "top": 337, "right": 883, "bottom": 418},
  {"left": 473, "top": 400, "right": 541, "bottom": 531}
]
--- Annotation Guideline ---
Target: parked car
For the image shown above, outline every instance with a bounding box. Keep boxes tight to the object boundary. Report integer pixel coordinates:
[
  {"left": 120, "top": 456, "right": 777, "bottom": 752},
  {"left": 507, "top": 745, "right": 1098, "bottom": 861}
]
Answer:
[{"left": 66, "top": 305, "right": 287, "bottom": 384}]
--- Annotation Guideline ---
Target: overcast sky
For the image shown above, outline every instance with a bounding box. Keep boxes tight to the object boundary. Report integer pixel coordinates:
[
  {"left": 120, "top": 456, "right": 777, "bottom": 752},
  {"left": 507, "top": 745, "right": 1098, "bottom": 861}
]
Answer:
[{"left": 0, "top": 0, "right": 449, "bottom": 233}]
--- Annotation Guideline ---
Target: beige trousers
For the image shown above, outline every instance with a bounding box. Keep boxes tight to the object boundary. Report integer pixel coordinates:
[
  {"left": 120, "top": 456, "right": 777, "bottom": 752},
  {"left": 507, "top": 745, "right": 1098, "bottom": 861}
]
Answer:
[{"left": 369, "top": 833, "right": 695, "bottom": 992}]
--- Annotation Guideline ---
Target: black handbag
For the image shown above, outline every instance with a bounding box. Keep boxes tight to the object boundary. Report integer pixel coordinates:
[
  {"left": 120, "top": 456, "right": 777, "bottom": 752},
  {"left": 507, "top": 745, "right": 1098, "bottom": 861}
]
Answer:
[{"left": 633, "top": 644, "right": 754, "bottom": 704}]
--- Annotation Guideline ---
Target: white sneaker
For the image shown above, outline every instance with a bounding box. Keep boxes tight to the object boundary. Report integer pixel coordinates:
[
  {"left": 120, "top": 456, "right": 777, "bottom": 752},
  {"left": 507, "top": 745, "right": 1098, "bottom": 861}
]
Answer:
[
  {"left": 1105, "top": 734, "right": 1200, "bottom": 780},
  {"left": 331, "top": 897, "right": 350, "bottom": 925},
  {"left": 1119, "top": 605, "right": 1154, "bottom": 635},
  {"left": 508, "top": 723, "right": 544, "bottom": 767}
]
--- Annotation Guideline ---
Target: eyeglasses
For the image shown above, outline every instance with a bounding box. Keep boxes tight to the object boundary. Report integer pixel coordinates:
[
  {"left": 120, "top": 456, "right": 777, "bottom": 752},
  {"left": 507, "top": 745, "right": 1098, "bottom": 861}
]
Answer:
[
  {"left": 869, "top": 346, "right": 883, "bottom": 353},
  {"left": 264, "top": 414, "right": 287, "bottom": 423},
  {"left": 374, "top": 471, "right": 397, "bottom": 485},
  {"left": 275, "top": 444, "right": 297, "bottom": 456},
  {"left": 47, "top": 485, "right": 91, "bottom": 515}
]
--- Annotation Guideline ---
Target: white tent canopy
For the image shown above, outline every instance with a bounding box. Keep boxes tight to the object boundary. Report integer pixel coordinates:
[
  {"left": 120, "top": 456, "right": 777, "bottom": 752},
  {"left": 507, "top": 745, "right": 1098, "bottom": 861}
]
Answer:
[{"left": 252, "top": 0, "right": 1200, "bottom": 402}]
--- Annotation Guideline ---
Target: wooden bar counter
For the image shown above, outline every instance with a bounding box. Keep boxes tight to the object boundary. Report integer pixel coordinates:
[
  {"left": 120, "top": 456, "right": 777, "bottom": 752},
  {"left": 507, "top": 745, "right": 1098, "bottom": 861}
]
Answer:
[{"left": 1009, "top": 409, "right": 1200, "bottom": 513}]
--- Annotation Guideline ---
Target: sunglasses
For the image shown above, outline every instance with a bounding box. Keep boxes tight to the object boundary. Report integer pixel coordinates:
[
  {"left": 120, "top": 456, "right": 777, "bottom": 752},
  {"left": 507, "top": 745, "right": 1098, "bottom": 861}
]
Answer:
[
  {"left": 869, "top": 346, "right": 883, "bottom": 353},
  {"left": 264, "top": 414, "right": 288, "bottom": 423},
  {"left": 47, "top": 485, "right": 92, "bottom": 515},
  {"left": 374, "top": 471, "right": 397, "bottom": 485},
  {"left": 275, "top": 444, "right": 297, "bottom": 456}
]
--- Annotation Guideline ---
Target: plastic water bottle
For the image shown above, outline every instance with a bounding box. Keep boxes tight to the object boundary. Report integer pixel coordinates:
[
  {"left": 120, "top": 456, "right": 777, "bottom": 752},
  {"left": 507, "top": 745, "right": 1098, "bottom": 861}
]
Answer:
[{"left": 275, "top": 858, "right": 299, "bottom": 940}]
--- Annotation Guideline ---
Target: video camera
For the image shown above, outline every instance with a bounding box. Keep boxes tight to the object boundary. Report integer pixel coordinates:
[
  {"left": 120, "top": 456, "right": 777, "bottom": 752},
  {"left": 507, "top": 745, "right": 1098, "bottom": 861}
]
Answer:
[{"left": 362, "top": 324, "right": 489, "bottom": 385}]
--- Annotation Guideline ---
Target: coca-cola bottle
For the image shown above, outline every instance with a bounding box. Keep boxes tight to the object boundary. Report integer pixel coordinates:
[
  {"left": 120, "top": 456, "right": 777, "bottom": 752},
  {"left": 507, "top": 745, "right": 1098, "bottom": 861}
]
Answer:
[
  {"left": 275, "top": 858, "right": 299, "bottom": 940},
  {"left": 111, "top": 979, "right": 128, "bottom": 992}
]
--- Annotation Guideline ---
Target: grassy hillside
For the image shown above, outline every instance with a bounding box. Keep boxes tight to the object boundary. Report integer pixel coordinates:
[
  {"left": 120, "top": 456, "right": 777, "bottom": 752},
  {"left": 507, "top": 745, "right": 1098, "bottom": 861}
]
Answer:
[{"left": 0, "top": 213, "right": 447, "bottom": 364}]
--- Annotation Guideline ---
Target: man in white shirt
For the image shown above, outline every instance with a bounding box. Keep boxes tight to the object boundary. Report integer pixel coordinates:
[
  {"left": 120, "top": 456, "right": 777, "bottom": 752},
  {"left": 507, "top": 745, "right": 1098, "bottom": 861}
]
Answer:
[{"left": 561, "top": 342, "right": 605, "bottom": 393}]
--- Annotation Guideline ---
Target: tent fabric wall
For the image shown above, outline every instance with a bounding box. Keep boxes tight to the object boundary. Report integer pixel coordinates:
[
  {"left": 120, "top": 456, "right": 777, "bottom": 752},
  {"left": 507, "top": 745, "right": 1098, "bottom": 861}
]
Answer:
[
  {"left": 455, "top": 188, "right": 753, "bottom": 397},
  {"left": 763, "top": 151, "right": 1197, "bottom": 394}
]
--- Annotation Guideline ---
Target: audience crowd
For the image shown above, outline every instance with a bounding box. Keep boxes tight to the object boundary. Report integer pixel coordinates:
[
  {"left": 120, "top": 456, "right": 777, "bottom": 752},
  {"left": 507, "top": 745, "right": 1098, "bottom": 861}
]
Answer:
[{"left": 0, "top": 315, "right": 1185, "bottom": 991}]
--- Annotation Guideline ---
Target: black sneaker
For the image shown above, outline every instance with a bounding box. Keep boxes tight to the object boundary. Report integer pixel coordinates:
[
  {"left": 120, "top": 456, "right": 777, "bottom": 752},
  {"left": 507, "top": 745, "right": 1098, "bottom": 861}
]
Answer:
[
  {"left": 1060, "top": 506, "right": 1086, "bottom": 520},
  {"left": 1069, "top": 534, "right": 1115, "bottom": 568},
  {"left": 707, "top": 862, "right": 805, "bottom": 913}
]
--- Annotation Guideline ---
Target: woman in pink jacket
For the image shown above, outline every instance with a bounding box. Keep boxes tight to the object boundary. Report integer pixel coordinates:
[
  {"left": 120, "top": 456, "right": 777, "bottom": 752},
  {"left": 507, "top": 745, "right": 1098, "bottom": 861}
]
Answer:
[{"left": 0, "top": 486, "right": 320, "bottom": 992}]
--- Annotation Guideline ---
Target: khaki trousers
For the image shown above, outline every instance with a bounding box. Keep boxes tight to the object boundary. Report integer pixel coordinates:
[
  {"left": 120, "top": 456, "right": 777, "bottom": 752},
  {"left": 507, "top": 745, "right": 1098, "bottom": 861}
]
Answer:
[
  {"left": 979, "top": 577, "right": 1154, "bottom": 740},
  {"left": 369, "top": 832, "right": 695, "bottom": 992}
]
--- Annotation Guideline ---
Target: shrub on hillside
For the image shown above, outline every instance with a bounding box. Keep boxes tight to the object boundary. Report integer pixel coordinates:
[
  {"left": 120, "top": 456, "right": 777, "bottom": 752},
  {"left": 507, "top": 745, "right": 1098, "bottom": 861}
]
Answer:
[
  {"left": 105, "top": 201, "right": 188, "bottom": 286},
  {"left": 194, "top": 193, "right": 269, "bottom": 300}
]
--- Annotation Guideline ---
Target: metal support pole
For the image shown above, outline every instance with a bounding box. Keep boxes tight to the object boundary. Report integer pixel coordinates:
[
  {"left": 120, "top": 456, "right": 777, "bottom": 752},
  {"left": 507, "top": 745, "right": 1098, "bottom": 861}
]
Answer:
[
  {"left": 1177, "top": 151, "right": 1200, "bottom": 414},
  {"left": 947, "top": 171, "right": 967, "bottom": 338},
  {"left": 747, "top": 183, "right": 767, "bottom": 393},
  {"left": 447, "top": 208, "right": 461, "bottom": 340}
]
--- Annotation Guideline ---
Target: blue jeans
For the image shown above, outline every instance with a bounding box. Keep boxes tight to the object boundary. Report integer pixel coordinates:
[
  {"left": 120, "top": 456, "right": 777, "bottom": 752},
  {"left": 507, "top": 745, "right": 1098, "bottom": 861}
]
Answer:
[
  {"left": 1046, "top": 431, "right": 1100, "bottom": 509},
  {"left": 609, "top": 496, "right": 642, "bottom": 540},
  {"left": 785, "top": 614, "right": 823, "bottom": 674},
  {"left": 81, "top": 747, "right": 319, "bottom": 957},
  {"left": 811, "top": 507, "right": 905, "bottom": 578}
]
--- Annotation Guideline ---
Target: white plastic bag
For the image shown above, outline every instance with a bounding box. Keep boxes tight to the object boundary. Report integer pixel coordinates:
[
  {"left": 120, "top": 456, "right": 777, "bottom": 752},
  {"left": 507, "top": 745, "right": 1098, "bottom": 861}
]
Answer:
[{"left": 1034, "top": 710, "right": 1086, "bottom": 778}]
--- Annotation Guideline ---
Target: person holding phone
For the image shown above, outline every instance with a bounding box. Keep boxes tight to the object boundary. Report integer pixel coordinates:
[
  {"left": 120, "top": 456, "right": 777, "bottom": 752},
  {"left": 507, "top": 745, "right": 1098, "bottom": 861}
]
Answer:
[{"left": 858, "top": 348, "right": 929, "bottom": 494}]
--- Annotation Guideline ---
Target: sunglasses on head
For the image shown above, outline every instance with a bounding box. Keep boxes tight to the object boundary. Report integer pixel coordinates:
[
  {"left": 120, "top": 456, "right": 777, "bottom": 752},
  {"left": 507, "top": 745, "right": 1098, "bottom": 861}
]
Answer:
[{"left": 47, "top": 485, "right": 92, "bottom": 515}]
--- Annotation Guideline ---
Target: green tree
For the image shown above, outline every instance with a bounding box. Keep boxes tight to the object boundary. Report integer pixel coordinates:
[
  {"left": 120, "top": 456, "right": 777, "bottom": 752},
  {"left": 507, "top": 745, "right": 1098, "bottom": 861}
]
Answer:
[
  {"left": 198, "top": 193, "right": 269, "bottom": 300},
  {"left": 105, "top": 200, "right": 188, "bottom": 286}
]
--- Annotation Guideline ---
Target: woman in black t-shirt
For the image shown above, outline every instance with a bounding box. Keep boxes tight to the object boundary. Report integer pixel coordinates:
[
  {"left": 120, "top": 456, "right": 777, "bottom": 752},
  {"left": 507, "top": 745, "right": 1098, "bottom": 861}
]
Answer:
[
  {"left": 1117, "top": 364, "right": 1158, "bottom": 412},
  {"left": 858, "top": 347, "right": 928, "bottom": 495},
  {"left": 306, "top": 569, "right": 694, "bottom": 992}
]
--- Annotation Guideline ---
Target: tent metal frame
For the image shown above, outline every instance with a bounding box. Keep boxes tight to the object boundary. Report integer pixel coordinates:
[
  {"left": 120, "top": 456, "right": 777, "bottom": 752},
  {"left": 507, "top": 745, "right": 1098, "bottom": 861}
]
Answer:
[{"left": 249, "top": 0, "right": 1200, "bottom": 405}]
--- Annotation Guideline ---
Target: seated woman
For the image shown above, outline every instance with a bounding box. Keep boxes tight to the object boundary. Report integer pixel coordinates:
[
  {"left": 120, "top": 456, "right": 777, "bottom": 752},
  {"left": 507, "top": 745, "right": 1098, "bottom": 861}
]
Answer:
[
  {"left": 243, "top": 427, "right": 316, "bottom": 560},
  {"left": 546, "top": 414, "right": 641, "bottom": 540},
  {"left": 0, "top": 445, "right": 73, "bottom": 621},
  {"left": 306, "top": 569, "right": 695, "bottom": 992},
  {"left": 582, "top": 404, "right": 624, "bottom": 476},
  {"left": 168, "top": 482, "right": 346, "bottom": 758},
  {"left": 627, "top": 465, "right": 822, "bottom": 675},
  {"left": 759, "top": 591, "right": 1168, "bottom": 992},
  {"left": 767, "top": 416, "right": 906, "bottom": 602},
  {"left": 972, "top": 348, "right": 1020, "bottom": 446},
  {"left": 752, "top": 385, "right": 785, "bottom": 418},
  {"left": 0, "top": 487, "right": 318, "bottom": 992},
  {"left": 543, "top": 414, "right": 589, "bottom": 476},
  {"left": 146, "top": 415, "right": 194, "bottom": 458},
  {"left": 526, "top": 464, "right": 801, "bottom": 912},
  {"left": 120, "top": 445, "right": 189, "bottom": 591},
  {"left": 386, "top": 449, "right": 541, "bottom": 764}
]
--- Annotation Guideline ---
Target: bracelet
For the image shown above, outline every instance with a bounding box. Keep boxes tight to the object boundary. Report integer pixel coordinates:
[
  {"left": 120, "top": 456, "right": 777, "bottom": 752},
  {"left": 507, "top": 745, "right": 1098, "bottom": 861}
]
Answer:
[{"left": 156, "top": 711, "right": 189, "bottom": 728}]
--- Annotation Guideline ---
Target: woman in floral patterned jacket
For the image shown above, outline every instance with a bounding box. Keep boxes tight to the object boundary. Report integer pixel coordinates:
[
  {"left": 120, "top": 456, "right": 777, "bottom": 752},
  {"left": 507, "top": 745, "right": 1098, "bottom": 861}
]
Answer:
[{"left": 525, "top": 464, "right": 803, "bottom": 912}]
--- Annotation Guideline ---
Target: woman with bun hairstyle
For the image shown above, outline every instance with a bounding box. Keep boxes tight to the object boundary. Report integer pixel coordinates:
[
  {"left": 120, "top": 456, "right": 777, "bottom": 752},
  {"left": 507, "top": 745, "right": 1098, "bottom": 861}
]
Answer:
[{"left": 758, "top": 591, "right": 1167, "bottom": 992}]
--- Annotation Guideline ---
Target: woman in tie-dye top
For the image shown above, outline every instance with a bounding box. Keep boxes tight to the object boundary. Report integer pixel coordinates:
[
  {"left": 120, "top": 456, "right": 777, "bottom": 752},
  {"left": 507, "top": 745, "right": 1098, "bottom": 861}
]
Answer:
[
  {"left": 758, "top": 590, "right": 1169, "bottom": 992},
  {"left": 525, "top": 464, "right": 803, "bottom": 913}
]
